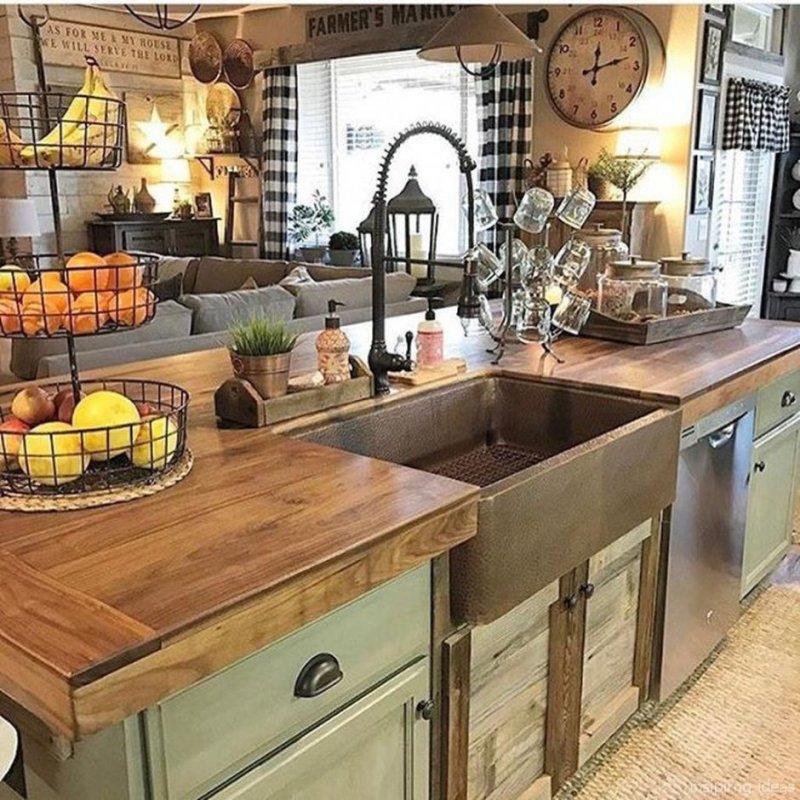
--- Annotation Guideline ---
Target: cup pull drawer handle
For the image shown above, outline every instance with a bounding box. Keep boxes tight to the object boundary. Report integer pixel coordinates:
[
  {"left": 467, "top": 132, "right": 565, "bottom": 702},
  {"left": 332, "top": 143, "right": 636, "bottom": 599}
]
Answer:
[
  {"left": 754, "top": 460, "right": 766, "bottom": 473},
  {"left": 294, "top": 653, "right": 343, "bottom": 698},
  {"left": 782, "top": 390, "right": 797, "bottom": 408}
]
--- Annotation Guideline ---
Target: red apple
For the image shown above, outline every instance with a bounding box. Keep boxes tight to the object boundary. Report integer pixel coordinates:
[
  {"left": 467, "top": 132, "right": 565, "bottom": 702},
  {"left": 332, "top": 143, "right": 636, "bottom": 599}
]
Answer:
[
  {"left": 136, "top": 401, "right": 158, "bottom": 418},
  {"left": 0, "top": 417, "right": 30, "bottom": 470},
  {"left": 53, "top": 388, "right": 86, "bottom": 424},
  {"left": 10, "top": 387, "right": 55, "bottom": 426}
]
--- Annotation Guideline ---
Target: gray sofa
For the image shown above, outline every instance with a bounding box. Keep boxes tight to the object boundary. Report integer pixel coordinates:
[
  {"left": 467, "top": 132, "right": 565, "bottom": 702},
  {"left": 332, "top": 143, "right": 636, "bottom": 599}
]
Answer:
[{"left": 12, "top": 256, "right": 426, "bottom": 379}]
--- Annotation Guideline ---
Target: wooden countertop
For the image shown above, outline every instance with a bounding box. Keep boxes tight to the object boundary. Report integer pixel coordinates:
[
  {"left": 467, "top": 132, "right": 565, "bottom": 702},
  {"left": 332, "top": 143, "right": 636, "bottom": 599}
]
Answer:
[{"left": 1, "top": 307, "right": 799, "bottom": 745}]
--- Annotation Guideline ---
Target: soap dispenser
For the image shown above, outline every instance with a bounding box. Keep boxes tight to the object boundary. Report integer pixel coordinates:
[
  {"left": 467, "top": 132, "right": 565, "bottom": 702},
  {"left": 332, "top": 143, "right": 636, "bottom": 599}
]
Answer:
[
  {"left": 316, "top": 300, "right": 350, "bottom": 384},
  {"left": 416, "top": 296, "right": 444, "bottom": 368}
]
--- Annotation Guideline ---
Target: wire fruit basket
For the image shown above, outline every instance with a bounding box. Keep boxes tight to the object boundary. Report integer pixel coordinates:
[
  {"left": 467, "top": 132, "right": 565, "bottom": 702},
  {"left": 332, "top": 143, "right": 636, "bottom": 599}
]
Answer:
[
  {"left": 0, "top": 252, "right": 159, "bottom": 338},
  {"left": 0, "top": 379, "right": 189, "bottom": 497},
  {"left": 0, "top": 65, "right": 125, "bottom": 171}
]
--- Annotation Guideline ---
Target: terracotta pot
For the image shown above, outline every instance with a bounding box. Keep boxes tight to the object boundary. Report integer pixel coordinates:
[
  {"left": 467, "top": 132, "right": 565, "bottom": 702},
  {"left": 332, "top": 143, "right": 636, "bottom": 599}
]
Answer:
[{"left": 229, "top": 350, "right": 292, "bottom": 399}]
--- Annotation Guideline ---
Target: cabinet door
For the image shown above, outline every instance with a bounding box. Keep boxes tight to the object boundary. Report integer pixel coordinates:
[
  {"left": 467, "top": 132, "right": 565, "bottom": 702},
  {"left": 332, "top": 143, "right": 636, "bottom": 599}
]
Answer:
[
  {"left": 121, "top": 227, "right": 169, "bottom": 254},
  {"left": 171, "top": 223, "right": 218, "bottom": 256},
  {"left": 579, "top": 522, "right": 649, "bottom": 767},
  {"left": 742, "top": 415, "right": 800, "bottom": 596},
  {"left": 210, "top": 660, "right": 429, "bottom": 800}
]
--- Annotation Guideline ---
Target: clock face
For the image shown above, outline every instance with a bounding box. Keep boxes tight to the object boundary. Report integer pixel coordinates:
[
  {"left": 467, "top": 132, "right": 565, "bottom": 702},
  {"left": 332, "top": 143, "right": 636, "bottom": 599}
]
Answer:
[{"left": 546, "top": 9, "right": 650, "bottom": 129}]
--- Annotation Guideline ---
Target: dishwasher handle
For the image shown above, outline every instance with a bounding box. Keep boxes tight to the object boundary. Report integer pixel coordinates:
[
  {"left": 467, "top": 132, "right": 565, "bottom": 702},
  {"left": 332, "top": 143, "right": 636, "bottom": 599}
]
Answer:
[{"left": 706, "top": 422, "right": 737, "bottom": 449}]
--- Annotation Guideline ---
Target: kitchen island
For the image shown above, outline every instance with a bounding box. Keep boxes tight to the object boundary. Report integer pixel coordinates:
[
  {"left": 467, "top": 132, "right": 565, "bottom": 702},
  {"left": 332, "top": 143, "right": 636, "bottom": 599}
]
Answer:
[{"left": 1, "top": 310, "right": 799, "bottom": 800}]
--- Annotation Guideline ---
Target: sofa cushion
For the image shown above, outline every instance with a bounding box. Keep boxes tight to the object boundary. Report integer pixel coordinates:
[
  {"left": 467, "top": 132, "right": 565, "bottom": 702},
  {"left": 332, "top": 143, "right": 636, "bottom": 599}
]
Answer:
[
  {"left": 179, "top": 284, "right": 296, "bottom": 334},
  {"left": 152, "top": 273, "right": 184, "bottom": 302},
  {"left": 293, "top": 272, "right": 416, "bottom": 318},
  {"left": 304, "top": 264, "right": 370, "bottom": 281},
  {"left": 191, "top": 257, "right": 291, "bottom": 294}
]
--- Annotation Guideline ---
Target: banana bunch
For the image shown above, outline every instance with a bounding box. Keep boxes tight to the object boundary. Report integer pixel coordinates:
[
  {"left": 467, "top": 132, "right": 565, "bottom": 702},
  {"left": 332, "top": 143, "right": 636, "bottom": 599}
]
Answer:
[
  {"left": 20, "top": 59, "right": 120, "bottom": 168},
  {"left": 0, "top": 118, "right": 23, "bottom": 166}
]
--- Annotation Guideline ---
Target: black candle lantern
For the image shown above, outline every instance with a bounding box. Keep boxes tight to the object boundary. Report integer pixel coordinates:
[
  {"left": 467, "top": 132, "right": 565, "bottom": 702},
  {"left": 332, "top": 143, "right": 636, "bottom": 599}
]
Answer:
[{"left": 387, "top": 166, "right": 439, "bottom": 284}]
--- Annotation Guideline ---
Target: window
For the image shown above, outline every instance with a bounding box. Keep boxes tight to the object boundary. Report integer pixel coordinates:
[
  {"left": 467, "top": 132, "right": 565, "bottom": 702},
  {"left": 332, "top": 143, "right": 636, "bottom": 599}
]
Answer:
[
  {"left": 710, "top": 148, "right": 775, "bottom": 312},
  {"left": 730, "top": 4, "right": 783, "bottom": 54},
  {"left": 297, "top": 50, "right": 478, "bottom": 255}
]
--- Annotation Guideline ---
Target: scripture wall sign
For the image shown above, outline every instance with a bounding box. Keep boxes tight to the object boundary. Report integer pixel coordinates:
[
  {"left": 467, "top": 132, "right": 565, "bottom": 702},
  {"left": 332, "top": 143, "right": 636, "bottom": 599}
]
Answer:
[
  {"left": 305, "top": 4, "right": 462, "bottom": 42},
  {"left": 40, "top": 19, "right": 182, "bottom": 79}
]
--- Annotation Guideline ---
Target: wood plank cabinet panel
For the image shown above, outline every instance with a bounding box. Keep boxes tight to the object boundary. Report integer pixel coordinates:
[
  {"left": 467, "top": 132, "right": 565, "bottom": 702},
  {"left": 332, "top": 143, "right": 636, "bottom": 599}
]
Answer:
[
  {"left": 208, "top": 660, "right": 430, "bottom": 800},
  {"left": 467, "top": 582, "right": 557, "bottom": 800}
]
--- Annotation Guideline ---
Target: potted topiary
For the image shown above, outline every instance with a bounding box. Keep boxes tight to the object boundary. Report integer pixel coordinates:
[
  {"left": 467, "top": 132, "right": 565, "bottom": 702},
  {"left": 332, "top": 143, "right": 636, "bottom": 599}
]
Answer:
[
  {"left": 328, "top": 230, "right": 360, "bottom": 266},
  {"left": 289, "top": 190, "right": 334, "bottom": 263},
  {"left": 228, "top": 314, "right": 299, "bottom": 399}
]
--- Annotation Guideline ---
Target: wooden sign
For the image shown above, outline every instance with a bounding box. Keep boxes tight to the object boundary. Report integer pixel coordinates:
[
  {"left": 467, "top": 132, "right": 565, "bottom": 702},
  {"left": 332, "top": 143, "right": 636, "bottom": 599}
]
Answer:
[
  {"left": 40, "top": 19, "right": 181, "bottom": 79},
  {"left": 305, "top": 4, "right": 462, "bottom": 43}
]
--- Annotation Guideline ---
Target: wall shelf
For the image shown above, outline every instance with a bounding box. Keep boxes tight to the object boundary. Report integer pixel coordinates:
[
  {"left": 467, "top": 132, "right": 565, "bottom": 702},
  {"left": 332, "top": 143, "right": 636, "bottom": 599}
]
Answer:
[{"left": 192, "top": 154, "right": 261, "bottom": 180}]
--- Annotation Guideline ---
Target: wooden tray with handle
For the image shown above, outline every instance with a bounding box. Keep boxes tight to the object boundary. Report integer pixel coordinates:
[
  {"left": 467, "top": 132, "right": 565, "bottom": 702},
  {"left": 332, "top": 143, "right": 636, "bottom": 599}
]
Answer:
[
  {"left": 215, "top": 356, "right": 373, "bottom": 428},
  {"left": 580, "top": 303, "right": 751, "bottom": 345}
]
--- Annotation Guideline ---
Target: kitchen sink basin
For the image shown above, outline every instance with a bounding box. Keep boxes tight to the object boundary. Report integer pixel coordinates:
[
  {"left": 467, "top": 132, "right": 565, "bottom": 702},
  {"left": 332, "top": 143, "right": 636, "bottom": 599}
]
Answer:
[{"left": 297, "top": 376, "right": 680, "bottom": 624}]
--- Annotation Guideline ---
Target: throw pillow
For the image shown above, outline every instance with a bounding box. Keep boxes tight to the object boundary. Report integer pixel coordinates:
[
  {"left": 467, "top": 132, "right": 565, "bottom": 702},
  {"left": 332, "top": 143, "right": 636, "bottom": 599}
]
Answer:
[
  {"left": 279, "top": 265, "right": 315, "bottom": 290},
  {"left": 151, "top": 273, "right": 184, "bottom": 302},
  {"left": 239, "top": 276, "right": 259, "bottom": 290},
  {"left": 179, "top": 284, "right": 296, "bottom": 334},
  {"left": 292, "top": 272, "right": 415, "bottom": 318}
]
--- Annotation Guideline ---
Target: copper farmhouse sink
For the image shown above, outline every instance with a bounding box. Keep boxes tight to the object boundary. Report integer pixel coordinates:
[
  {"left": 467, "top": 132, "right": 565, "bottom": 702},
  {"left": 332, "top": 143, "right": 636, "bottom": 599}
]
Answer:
[{"left": 298, "top": 376, "right": 680, "bottom": 624}]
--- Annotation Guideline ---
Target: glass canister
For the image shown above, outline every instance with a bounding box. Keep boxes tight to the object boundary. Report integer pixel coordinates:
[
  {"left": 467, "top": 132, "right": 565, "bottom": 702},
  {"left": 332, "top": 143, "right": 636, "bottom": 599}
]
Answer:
[
  {"left": 573, "top": 223, "right": 630, "bottom": 298},
  {"left": 659, "top": 251, "right": 717, "bottom": 314},
  {"left": 598, "top": 257, "right": 667, "bottom": 321}
]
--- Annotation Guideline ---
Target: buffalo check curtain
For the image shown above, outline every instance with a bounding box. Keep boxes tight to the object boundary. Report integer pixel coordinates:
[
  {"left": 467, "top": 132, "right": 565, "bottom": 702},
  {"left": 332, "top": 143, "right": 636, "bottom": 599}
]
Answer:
[
  {"left": 262, "top": 66, "right": 299, "bottom": 259},
  {"left": 722, "top": 78, "right": 790, "bottom": 153},
  {"left": 476, "top": 60, "right": 533, "bottom": 250}
]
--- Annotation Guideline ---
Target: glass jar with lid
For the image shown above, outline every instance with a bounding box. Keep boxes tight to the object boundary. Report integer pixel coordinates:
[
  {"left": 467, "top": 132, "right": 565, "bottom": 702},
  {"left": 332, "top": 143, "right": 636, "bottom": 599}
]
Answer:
[
  {"left": 597, "top": 256, "right": 667, "bottom": 321},
  {"left": 573, "top": 223, "right": 630, "bottom": 298},
  {"left": 659, "top": 251, "right": 717, "bottom": 314}
]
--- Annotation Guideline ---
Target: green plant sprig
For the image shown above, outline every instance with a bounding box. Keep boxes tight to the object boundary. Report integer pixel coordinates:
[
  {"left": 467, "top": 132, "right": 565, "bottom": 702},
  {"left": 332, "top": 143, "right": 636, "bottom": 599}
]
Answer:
[
  {"left": 229, "top": 315, "right": 299, "bottom": 356},
  {"left": 588, "top": 148, "right": 654, "bottom": 194},
  {"left": 329, "top": 230, "right": 359, "bottom": 250}
]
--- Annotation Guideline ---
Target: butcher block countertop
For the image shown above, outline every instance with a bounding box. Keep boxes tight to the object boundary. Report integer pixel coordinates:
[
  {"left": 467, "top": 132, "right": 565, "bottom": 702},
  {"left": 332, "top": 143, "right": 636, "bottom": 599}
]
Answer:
[{"left": 1, "top": 308, "right": 799, "bottom": 746}]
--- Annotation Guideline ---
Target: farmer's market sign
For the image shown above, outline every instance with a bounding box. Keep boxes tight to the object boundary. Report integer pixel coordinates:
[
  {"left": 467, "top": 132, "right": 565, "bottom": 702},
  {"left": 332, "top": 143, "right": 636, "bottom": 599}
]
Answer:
[
  {"left": 40, "top": 19, "right": 181, "bottom": 79},
  {"left": 306, "top": 5, "right": 463, "bottom": 42}
]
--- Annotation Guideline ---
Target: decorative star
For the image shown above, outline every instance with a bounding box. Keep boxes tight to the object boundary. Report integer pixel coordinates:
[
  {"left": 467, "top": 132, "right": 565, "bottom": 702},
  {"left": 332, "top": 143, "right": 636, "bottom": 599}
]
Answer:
[{"left": 137, "top": 100, "right": 179, "bottom": 156}]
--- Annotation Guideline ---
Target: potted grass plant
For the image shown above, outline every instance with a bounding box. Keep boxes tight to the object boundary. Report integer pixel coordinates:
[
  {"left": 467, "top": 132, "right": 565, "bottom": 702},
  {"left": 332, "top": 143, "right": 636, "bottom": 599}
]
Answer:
[
  {"left": 328, "top": 230, "right": 360, "bottom": 266},
  {"left": 228, "top": 314, "right": 299, "bottom": 399}
]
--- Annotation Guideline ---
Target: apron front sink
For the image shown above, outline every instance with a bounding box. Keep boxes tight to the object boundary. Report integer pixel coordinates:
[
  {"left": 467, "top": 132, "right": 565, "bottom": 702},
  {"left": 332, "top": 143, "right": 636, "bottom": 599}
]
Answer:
[{"left": 297, "top": 376, "right": 680, "bottom": 624}]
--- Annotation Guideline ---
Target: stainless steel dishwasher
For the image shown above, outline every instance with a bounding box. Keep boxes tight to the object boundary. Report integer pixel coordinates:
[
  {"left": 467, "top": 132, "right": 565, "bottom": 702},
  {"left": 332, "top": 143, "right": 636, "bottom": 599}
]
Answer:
[{"left": 654, "top": 395, "right": 755, "bottom": 701}]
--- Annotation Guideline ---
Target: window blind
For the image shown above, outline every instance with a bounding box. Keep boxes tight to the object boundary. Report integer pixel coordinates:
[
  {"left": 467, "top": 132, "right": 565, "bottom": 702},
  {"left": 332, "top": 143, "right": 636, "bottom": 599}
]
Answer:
[
  {"left": 297, "top": 50, "right": 477, "bottom": 255},
  {"left": 711, "top": 148, "right": 774, "bottom": 312}
]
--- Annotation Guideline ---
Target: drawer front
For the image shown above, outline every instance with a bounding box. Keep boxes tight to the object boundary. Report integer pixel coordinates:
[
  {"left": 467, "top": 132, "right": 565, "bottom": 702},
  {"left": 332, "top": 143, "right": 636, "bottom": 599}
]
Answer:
[
  {"left": 146, "top": 566, "right": 430, "bottom": 800},
  {"left": 755, "top": 370, "right": 800, "bottom": 438},
  {"left": 208, "top": 660, "right": 430, "bottom": 800}
]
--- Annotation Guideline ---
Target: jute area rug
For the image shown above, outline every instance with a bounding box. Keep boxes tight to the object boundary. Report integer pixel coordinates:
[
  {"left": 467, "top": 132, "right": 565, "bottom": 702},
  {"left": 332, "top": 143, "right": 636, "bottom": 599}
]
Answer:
[{"left": 558, "top": 554, "right": 800, "bottom": 799}]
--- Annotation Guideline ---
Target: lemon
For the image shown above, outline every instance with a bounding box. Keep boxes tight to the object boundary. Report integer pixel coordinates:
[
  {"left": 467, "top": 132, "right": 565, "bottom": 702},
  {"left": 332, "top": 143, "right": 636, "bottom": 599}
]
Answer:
[
  {"left": 131, "top": 416, "right": 178, "bottom": 470},
  {"left": 73, "top": 390, "right": 141, "bottom": 461},
  {"left": 19, "top": 422, "right": 89, "bottom": 486}
]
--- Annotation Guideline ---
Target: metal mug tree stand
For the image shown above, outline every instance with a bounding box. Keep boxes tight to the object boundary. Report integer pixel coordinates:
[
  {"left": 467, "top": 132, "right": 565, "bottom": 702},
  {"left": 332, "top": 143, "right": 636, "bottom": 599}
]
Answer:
[{"left": 0, "top": 7, "right": 191, "bottom": 503}]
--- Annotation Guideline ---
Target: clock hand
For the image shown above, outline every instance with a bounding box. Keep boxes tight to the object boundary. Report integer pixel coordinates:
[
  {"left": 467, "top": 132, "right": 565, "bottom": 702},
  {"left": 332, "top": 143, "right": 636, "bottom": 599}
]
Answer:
[
  {"left": 581, "top": 44, "right": 604, "bottom": 86},
  {"left": 596, "top": 56, "right": 629, "bottom": 71}
]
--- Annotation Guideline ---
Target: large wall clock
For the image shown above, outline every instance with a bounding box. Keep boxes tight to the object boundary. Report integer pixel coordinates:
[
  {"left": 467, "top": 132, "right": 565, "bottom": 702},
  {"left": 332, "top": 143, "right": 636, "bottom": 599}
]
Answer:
[{"left": 545, "top": 7, "right": 665, "bottom": 129}]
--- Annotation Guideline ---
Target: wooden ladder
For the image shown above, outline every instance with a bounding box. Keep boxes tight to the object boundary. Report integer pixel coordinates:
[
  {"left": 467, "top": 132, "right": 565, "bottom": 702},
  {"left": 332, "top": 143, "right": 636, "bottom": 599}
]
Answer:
[{"left": 223, "top": 162, "right": 262, "bottom": 257}]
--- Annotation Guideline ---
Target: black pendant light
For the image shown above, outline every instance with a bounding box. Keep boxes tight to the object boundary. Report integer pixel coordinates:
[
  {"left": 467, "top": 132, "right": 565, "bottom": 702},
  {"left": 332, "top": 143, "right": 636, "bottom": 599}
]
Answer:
[{"left": 124, "top": 4, "right": 200, "bottom": 31}]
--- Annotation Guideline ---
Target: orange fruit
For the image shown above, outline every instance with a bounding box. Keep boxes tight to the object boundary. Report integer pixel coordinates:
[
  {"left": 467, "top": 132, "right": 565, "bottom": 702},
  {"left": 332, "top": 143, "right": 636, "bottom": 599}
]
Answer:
[
  {"left": 64, "top": 251, "right": 109, "bottom": 294},
  {"left": 21, "top": 277, "right": 70, "bottom": 335},
  {"left": 65, "top": 292, "right": 110, "bottom": 335},
  {"left": 0, "top": 297, "right": 22, "bottom": 334},
  {"left": 108, "top": 287, "right": 155, "bottom": 327},
  {"left": 0, "top": 265, "right": 31, "bottom": 299},
  {"left": 104, "top": 252, "right": 141, "bottom": 291}
]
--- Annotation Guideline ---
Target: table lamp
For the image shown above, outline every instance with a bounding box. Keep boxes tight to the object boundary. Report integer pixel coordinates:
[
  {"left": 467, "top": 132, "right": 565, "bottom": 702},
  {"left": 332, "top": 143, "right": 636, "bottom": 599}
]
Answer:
[
  {"left": 159, "top": 158, "right": 192, "bottom": 214},
  {"left": 0, "top": 198, "right": 41, "bottom": 264}
]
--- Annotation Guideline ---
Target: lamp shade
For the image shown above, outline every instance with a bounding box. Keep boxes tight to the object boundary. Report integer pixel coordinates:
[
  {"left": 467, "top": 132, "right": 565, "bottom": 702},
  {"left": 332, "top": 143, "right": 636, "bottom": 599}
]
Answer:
[
  {"left": 615, "top": 128, "right": 661, "bottom": 160},
  {"left": 160, "top": 158, "right": 192, "bottom": 184},
  {"left": 418, "top": 6, "right": 540, "bottom": 65},
  {"left": 0, "top": 199, "right": 41, "bottom": 238}
]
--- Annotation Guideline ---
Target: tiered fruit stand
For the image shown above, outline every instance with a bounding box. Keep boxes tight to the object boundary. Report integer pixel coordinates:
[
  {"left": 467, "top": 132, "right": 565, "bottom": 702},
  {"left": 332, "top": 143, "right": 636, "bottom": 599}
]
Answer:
[{"left": 0, "top": 9, "right": 191, "bottom": 510}]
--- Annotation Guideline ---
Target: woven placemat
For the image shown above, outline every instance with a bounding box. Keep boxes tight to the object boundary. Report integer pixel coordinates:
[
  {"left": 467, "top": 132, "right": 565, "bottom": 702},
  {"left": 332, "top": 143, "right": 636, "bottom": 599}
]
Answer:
[{"left": 0, "top": 448, "right": 194, "bottom": 512}]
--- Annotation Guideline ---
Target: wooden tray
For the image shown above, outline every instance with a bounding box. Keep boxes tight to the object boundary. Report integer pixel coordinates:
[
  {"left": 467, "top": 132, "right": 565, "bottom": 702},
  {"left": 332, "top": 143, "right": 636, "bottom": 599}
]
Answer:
[
  {"left": 215, "top": 356, "right": 373, "bottom": 428},
  {"left": 580, "top": 303, "right": 751, "bottom": 345}
]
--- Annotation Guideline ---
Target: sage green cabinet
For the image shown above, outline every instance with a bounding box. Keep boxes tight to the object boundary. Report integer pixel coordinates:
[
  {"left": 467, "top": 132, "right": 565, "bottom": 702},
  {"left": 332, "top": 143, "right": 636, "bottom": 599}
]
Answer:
[
  {"left": 209, "top": 660, "right": 430, "bottom": 800},
  {"left": 742, "top": 413, "right": 800, "bottom": 597}
]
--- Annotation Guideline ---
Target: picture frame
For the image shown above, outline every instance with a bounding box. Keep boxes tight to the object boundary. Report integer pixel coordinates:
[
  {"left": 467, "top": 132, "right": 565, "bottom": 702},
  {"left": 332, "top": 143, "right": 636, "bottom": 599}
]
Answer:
[
  {"left": 194, "top": 192, "right": 213, "bottom": 218},
  {"left": 705, "top": 4, "right": 727, "bottom": 20},
  {"left": 696, "top": 88, "right": 719, "bottom": 151},
  {"left": 692, "top": 155, "right": 715, "bottom": 215},
  {"left": 701, "top": 20, "right": 726, "bottom": 86}
]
